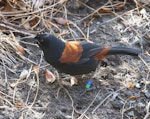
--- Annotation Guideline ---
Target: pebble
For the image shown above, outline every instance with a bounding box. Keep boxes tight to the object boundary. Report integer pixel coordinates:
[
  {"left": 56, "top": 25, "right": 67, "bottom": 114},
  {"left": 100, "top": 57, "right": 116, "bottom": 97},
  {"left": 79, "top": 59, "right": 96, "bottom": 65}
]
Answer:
[
  {"left": 143, "top": 90, "right": 150, "bottom": 98},
  {"left": 128, "top": 111, "right": 134, "bottom": 116},
  {"left": 124, "top": 91, "right": 132, "bottom": 97},
  {"left": 111, "top": 92, "right": 119, "bottom": 100},
  {"left": 111, "top": 100, "right": 123, "bottom": 109},
  {"left": 129, "top": 100, "right": 136, "bottom": 104},
  {"left": 135, "top": 83, "right": 141, "bottom": 88},
  {"left": 19, "top": 69, "right": 28, "bottom": 79},
  {"left": 96, "top": 22, "right": 100, "bottom": 25},
  {"left": 137, "top": 102, "right": 145, "bottom": 109}
]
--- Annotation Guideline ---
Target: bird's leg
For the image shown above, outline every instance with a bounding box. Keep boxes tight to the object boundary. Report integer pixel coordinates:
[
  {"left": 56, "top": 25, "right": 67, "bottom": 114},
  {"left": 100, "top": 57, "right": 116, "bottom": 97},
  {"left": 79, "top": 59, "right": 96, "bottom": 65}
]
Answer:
[
  {"left": 55, "top": 71, "right": 63, "bottom": 87},
  {"left": 55, "top": 71, "right": 64, "bottom": 99},
  {"left": 55, "top": 71, "right": 77, "bottom": 87}
]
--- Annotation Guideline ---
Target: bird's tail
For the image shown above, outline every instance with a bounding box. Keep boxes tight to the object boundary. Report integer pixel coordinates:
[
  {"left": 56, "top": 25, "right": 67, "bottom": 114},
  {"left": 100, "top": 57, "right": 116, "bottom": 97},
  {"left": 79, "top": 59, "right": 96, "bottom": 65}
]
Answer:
[
  {"left": 94, "top": 46, "right": 140, "bottom": 60},
  {"left": 107, "top": 46, "right": 140, "bottom": 56}
]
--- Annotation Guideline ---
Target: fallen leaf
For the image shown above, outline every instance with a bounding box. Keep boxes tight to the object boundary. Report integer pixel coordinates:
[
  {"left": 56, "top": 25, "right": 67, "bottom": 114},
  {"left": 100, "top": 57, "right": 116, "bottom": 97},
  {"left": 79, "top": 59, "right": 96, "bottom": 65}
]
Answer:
[
  {"left": 21, "top": 18, "right": 31, "bottom": 30},
  {"left": 128, "top": 96, "right": 138, "bottom": 100},
  {"left": 16, "top": 44, "right": 25, "bottom": 55},
  {"left": 83, "top": 21, "right": 87, "bottom": 28},
  {"left": 34, "top": 65, "right": 39, "bottom": 74},
  {"left": 19, "top": 70, "right": 28, "bottom": 79},
  {"left": 99, "top": 8, "right": 112, "bottom": 13},
  {"left": 11, "top": 0, "right": 27, "bottom": 11},
  {"left": 115, "top": 3, "right": 125, "bottom": 10},
  {"left": 15, "top": 102, "right": 23, "bottom": 108},
  {"left": 30, "top": 18, "right": 38, "bottom": 29},
  {"left": 45, "top": 70, "right": 56, "bottom": 83},
  {"left": 70, "top": 76, "right": 78, "bottom": 86},
  {"left": 145, "top": 51, "right": 149, "bottom": 55},
  {"left": 2, "top": 0, "right": 13, "bottom": 12},
  {"left": 10, "top": 82, "right": 17, "bottom": 88},
  {"left": 54, "top": 18, "right": 69, "bottom": 26},
  {"left": 0, "top": 93, "right": 3, "bottom": 97},
  {"left": 129, "top": 82, "right": 134, "bottom": 89}
]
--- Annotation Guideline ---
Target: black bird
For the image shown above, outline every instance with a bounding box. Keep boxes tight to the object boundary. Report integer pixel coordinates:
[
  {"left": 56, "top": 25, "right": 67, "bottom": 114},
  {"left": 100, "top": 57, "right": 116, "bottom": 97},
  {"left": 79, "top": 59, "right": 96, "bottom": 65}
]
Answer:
[{"left": 35, "top": 33, "right": 140, "bottom": 75}]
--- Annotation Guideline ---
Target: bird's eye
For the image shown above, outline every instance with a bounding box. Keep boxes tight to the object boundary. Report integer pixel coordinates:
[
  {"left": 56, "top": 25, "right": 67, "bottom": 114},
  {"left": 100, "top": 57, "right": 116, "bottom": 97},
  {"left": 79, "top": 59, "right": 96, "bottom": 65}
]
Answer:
[{"left": 37, "top": 40, "right": 40, "bottom": 45}]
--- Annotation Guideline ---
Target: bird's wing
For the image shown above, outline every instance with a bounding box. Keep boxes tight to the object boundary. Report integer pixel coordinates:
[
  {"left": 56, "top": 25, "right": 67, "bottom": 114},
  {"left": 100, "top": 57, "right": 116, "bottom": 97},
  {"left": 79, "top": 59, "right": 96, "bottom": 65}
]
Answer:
[
  {"left": 80, "top": 42, "right": 108, "bottom": 58},
  {"left": 59, "top": 41, "right": 110, "bottom": 64}
]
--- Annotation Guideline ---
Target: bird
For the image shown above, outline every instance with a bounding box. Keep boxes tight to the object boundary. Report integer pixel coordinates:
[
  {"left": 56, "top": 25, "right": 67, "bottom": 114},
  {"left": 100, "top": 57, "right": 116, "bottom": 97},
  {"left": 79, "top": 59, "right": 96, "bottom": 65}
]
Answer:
[{"left": 35, "top": 33, "right": 140, "bottom": 75}]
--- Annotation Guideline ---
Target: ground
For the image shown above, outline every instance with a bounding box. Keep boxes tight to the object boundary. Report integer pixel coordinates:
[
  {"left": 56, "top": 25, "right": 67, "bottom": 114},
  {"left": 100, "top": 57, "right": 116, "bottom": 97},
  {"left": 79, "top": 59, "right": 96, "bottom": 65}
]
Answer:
[{"left": 0, "top": 0, "right": 150, "bottom": 119}]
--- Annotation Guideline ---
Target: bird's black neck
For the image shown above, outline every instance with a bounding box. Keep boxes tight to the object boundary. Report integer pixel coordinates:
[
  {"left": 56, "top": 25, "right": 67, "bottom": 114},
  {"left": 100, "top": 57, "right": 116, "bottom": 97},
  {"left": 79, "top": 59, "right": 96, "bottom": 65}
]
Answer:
[{"left": 42, "top": 38, "right": 65, "bottom": 64}]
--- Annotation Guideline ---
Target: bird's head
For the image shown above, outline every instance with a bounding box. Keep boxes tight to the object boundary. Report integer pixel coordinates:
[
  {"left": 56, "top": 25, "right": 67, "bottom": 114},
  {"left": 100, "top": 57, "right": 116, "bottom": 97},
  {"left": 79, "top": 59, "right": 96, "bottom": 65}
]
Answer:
[
  {"left": 35, "top": 33, "right": 57, "bottom": 49},
  {"left": 34, "top": 33, "right": 65, "bottom": 58}
]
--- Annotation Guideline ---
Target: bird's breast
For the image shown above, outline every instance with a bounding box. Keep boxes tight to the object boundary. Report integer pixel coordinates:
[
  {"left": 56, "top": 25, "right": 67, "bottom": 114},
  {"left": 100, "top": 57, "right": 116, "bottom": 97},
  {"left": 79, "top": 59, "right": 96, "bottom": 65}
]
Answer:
[{"left": 59, "top": 41, "right": 83, "bottom": 63}]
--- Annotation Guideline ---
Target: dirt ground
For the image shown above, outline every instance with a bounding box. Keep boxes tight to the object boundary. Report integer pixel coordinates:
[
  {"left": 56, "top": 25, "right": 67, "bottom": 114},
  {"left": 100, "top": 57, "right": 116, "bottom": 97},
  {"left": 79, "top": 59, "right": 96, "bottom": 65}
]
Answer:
[{"left": 0, "top": 0, "right": 150, "bottom": 119}]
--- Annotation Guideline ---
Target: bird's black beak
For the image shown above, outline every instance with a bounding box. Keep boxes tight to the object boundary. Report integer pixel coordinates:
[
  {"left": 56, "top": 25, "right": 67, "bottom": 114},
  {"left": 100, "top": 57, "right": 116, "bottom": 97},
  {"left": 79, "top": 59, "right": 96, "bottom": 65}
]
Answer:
[
  {"left": 34, "top": 33, "right": 47, "bottom": 47},
  {"left": 34, "top": 34, "right": 41, "bottom": 45}
]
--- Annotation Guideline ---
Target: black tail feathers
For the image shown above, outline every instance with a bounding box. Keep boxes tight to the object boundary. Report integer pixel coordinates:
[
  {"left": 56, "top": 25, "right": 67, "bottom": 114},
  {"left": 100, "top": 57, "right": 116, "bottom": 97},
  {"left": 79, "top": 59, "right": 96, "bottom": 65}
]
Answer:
[{"left": 107, "top": 46, "right": 140, "bottom": 56}]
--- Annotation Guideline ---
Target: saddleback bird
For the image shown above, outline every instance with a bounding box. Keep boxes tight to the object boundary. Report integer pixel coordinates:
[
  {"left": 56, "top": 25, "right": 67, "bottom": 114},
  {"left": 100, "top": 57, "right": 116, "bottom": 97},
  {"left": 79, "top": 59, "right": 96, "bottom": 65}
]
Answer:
[{"left": 35, "top": 33, "right": 140, "bottom": 75}]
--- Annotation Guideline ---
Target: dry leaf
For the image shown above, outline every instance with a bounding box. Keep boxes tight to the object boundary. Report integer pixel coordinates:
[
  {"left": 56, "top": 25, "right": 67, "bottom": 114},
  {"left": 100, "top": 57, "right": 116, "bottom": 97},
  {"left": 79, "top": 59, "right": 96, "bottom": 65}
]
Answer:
[
  {"left": 0, "top": 93, "right": 3, "bottom": 97},
  {"left": 129, "top": 83, "right": 134, "bottom": 89},
  {"left": 54, "top": 18, "right": 69, "bottom": 26},
  {"left": 140, "top": 8, "right": 147, "bottom": 18},
  {"left": 99, "top": 8, "right": 112, "bottom": 13},
  {"left": 21, "top": 18, "right": 31, "bottom": 30},
  {"left": 15, "top": 102, "right": 23, "bottom": 108},
  {"left": 128, "top": 96, "right": 138, "bottom": 100},
  {"left": 32, "top": 0, "right": 45, "bottom": 8},
  {"left": 45, "top": 70, "right": 56, "bottom": 83},
  {"left": 70, "top": 76, "right": 78, "bottom": 86},
  {"left": 83, "top": 21, "right": 87, "bottom": 28},
  {"left": 11, "top": 0, "right": 27, "bottom": 11},
  {"left": 145, "top": 51, "right": 149, "bottom": 55},
  {"left": 19, "top": 70, "right": 28, "bottom": 79},
  {"left": 2, "top": 1, "right": 13, "bottom": 12},
  {"left": 10, "top": 83, "right": 17, "bottom": 88},
  {"left": 11, "top": 36, "right": 25, "bottom": 55},
  {"left": 30, "top": 19, "right": 38, "bottom": 28},
  {"left": 16, "top": 45, "right": 25, "bottom": 55},
  {"left": 115, "top": 3, "right": 125, "bottom": 10},
  {"left": 33, "top": 65, "right": 39, "bottom": 74}
]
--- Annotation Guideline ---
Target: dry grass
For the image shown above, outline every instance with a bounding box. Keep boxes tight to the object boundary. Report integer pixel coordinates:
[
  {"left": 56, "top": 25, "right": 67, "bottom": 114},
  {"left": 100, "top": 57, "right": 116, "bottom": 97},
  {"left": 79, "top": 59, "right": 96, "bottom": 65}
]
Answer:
[{"left": 0, "top": 32, "right": 25, "bottom": 78}]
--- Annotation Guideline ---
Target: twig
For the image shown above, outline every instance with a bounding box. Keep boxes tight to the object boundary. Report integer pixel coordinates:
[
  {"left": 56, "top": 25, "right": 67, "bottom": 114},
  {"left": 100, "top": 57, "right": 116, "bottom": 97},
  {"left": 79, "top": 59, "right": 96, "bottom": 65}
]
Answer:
[
  {"left": 92, "top": 92, "right": 112, "bottom": 114},
  {"left": 139, "top": 55, "right": 150, "bottom": 71},
  {"left": 78, "top": 89, "right": 101, "bottom": 119},
  {"left": 25, "top": 66, "right": 34, "bottom": 104},
  {"left": 25, "top": 66, "right": 40, "bottom": 118},
  {"left": 0, "top": 23, "right": 34, "bottom": 36},
  {"left": 0, "top": 0, "right": 66, "bottom": 17},
  {"left": 121, "top": 99, "right": 128, "bottom": 119},
  {"left": 92, "top": 87, "right": 126, "bottom": 114},
  {"left": 2, "top": 60, "right": 8, "bottom": 88},
  {"left": 0, "top": 96, "right": 14, "bottom": 107},
  {"left": 144, "top": 101, "right": 150, "bottom": 119}
]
